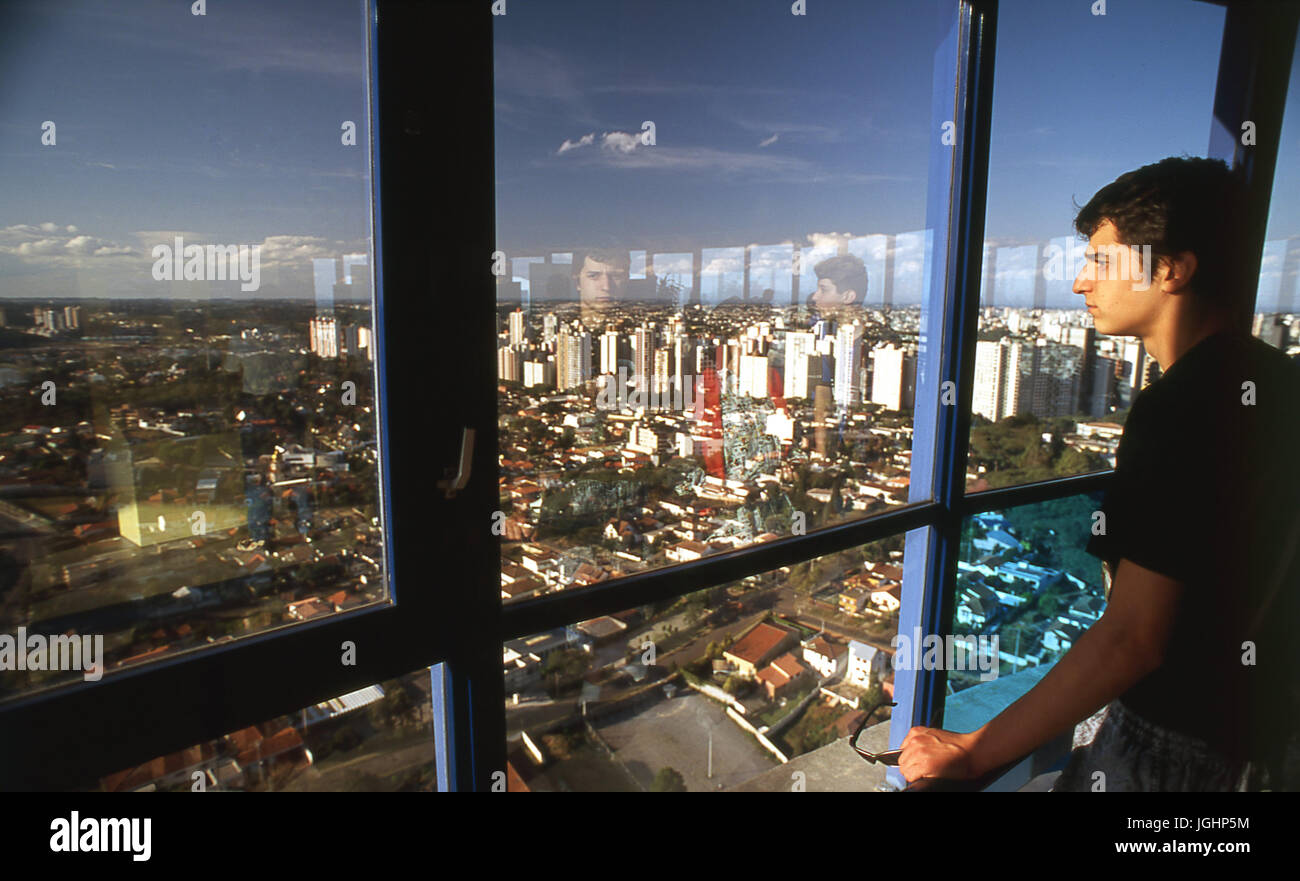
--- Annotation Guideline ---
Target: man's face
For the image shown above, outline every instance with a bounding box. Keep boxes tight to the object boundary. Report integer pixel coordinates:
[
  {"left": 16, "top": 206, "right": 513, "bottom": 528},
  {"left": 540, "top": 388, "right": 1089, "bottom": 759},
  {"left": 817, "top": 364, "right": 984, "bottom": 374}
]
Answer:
[
  {"left": 810, "top": 277, "right": 856, "bottom": 313},
  {"left": 1072, "top": 220, "right": 1165, "bottom": 337},
  {"left": 576, "top": 257, "right": 628, "bottom": 311}
]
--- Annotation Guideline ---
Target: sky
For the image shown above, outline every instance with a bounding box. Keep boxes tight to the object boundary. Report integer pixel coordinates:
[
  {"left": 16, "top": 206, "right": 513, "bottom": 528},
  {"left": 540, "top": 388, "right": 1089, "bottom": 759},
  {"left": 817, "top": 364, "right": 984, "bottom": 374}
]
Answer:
[
  {"left": 0, "top": 0, "right": 1295, "bottom": 311},
  {"left": 0, "top": 0, "right": 372, "bottom": 302},
  {"left": 494, "top": 0, "right": 1300, "bottom": 311}
]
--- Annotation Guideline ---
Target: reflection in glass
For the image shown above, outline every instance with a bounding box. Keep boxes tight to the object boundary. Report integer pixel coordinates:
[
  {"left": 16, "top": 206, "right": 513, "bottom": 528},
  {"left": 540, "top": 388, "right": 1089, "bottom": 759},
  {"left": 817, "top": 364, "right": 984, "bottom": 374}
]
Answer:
[
  {"left": 942, "top": 492, "right": 1106, "bottom": 732},
  {"left": 0, "top": 0, "right": 385, "bottom": 700},
  {"left": 504, "top": 539, "right": 904, "bottom": 791},
  {"left": 493, "top": 0, "right": 959, "bottom": 595},
  {"left": 94, "top": 669, "right": 437, "bottom": 792}
]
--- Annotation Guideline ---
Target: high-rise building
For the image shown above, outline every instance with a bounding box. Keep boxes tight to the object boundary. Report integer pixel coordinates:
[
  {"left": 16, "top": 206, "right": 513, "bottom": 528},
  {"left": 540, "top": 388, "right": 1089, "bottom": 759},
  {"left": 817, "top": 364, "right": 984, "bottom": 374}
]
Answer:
[
  {"left": 834, "top": 322, "right": 864, "bottom": 409},
  {"left": 600, "top": 329, "right": 621, "bottom": 375},
  {"left": 737, "top": 353, "right": 769, "bottom": 399},
  {"left": 784, "top": 331, "right": 816, "bottom": 402},
  {"left": 542, "top": 312, "right": 558, "bottom": 344},
  {"left": 1087, "top": 355, "right": 1119, "bottom": 417},
  {"left": 632, "top": 324, "right": 654, "bottom": 392},
  {"left": 523, "top": 358, "right": 554, "bottom": 389},
  {"left": 1026, "top": 339, "right": 1083, "bottom": 419},
  {"left": 309, "top": 316, "right": 340, "bottom": 358},
  {"left": 870, "top": 344, "right": 916, "bottom": 412},
  {"left": 556, "top": 328, "right": 592, "bottom": 391},
  {"left": 497, "top": 345, "right": 523, "bottom": 383},
  {"left": 508, "top": 309, "right": 527, "bottom": 347}
]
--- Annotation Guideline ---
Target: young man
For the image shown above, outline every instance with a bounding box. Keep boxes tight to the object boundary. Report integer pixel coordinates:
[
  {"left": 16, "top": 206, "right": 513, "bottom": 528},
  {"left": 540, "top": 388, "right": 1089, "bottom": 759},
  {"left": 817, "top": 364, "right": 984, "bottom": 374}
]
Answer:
[
  {"left": 898, "top": 156, "right": 1300, "bottom": 791},
  {"left": 572, "top": 248, "right": 630, "bottom": 316},
  {"left": 809, "top": 253, "right": 869, "bottom": 321}
]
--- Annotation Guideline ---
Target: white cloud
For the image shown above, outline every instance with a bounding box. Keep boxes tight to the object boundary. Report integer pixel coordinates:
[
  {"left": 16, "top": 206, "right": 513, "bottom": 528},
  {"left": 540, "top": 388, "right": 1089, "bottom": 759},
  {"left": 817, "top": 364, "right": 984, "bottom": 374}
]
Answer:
[
  {"left": 601, "top": 131, "right": 640, "bottom": 154},
  {"left": 40, "top": 222, "right": 58, "bottom": 232},
  {"left": 557, "top": 133, "right": 595, "bottom": 154},
  {"left": 759, "top": 134, "right": 779, "bottom": 148}
]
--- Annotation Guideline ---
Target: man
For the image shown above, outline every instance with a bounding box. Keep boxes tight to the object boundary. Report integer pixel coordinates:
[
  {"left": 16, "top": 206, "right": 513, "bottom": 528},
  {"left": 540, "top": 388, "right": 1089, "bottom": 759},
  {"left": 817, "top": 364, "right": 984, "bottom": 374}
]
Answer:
[
  {"left": 808, "top": 253, "right": 868, "bottom": 321},
  {"left": 899, "top": 157, "right": 1300, "bottom": 791},
  {"left": 573, "top": 248, "right": 630, "bottom": 317}
]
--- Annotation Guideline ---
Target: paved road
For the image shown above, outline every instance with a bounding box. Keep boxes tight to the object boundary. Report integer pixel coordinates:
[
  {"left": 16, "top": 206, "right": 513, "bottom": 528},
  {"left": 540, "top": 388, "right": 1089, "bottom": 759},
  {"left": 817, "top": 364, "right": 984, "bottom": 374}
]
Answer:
[{"left": 596, "top": 692, "right": 777, "bottom": 792}]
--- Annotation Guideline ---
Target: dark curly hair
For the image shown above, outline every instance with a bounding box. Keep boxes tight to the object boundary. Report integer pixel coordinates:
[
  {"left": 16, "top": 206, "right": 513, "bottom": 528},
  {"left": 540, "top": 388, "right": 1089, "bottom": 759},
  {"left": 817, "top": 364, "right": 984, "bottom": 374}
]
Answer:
[
  {"left": 813, "top": 254, "right": 869, "bottom": 304},
  {"left": 1073, "top": 156, "right": 1248, "bottom": 309}
]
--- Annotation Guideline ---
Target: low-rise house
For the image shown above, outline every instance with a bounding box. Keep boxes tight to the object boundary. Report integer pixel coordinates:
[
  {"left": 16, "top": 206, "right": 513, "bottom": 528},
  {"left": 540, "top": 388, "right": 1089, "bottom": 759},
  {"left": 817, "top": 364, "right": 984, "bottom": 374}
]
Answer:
[
  {"left": 723, "top": 621, "right": 798, "bottom": 678},
  {"left": 846, "top": 640, "right": 888, "bottom": 688},
  {"left": 801, "top": 635, "right": 848, "bottom": 679},
  {"left": 756, "top": 652, "right": 811, "bottom": 700}
]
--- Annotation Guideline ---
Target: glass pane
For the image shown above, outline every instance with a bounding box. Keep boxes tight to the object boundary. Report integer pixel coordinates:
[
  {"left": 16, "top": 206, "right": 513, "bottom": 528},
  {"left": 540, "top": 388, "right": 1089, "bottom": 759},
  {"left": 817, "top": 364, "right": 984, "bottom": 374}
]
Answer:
[
  {"left": 942, "top": 491, "right": 1107, "bottom": 732},
  {"left": 503, "top": 538, "right": 905, "bottom": 792},
  {"left": 1254, "top": 17, "right": 1300, "bottom": 352},
  {"left": 966, "top": 0, "right": 1227, "bottom": 491},
  {"left": 88, "top": 668, "right": 437, "bottom": 792},
  {"left": 493, "top": 0, "right": 960, "bottom": 597},
  {"left": 0, "top": 0, "right": 385, "bottom": 700}
]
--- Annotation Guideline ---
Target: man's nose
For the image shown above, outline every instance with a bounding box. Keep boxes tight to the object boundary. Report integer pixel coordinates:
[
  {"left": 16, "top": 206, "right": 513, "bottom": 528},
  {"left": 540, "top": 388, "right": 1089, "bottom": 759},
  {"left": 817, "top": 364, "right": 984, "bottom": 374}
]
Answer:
[{"left": 1071, "top": 268, "right": 1090, "bottom": 295}]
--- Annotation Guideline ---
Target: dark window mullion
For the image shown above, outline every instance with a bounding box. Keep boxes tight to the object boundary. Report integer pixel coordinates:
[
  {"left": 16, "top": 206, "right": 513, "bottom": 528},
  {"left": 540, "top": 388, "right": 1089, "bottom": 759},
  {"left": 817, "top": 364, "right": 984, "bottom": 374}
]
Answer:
[
  {"left": 502, "top": 502, "right": 939, "bottom": 640},
  {"left": 919, "top": 0, "right": 999, "bottom": 731}
]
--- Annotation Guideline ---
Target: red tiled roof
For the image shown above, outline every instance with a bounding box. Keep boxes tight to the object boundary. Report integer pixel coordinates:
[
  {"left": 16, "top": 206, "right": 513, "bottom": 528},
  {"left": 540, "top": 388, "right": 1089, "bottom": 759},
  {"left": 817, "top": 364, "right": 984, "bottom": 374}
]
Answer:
[{"left": 726, "top": 622, "right": 793, "bottom": 665}]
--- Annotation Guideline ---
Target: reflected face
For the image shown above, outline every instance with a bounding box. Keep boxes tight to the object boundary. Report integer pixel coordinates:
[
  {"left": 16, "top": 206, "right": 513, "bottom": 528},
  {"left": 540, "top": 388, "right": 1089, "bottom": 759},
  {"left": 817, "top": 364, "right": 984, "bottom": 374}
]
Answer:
[
  {"left": 810, "top": 278, "right": 856, "bottom": 312},
  {"left": 576, "top": 257, "right": 629, "bottom": 311},
  {"left": 1072, "top": 220, "right": 1164, "bottom": 337}
]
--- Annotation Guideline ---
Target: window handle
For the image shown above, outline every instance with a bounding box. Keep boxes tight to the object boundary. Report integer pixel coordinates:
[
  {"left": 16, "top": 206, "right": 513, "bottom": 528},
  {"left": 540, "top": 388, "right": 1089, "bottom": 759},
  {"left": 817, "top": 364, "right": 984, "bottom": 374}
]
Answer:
[{"left": 437, "top": 427, "right": 475, "bottom": 498}]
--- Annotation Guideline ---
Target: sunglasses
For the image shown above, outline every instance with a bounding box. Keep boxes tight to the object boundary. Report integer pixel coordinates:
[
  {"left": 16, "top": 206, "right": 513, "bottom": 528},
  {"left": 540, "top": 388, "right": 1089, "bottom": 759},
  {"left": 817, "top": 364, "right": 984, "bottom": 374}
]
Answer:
[{"left": 849, "top": 697, "right": 903, "bottom": 765}]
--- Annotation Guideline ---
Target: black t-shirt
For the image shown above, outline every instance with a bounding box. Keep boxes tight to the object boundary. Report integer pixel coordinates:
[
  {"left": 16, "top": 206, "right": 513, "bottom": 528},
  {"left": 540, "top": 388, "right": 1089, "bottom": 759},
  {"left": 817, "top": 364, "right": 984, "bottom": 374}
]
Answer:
[{"left": 1086, "top": 329, "right": 1300, "bottom": 762}]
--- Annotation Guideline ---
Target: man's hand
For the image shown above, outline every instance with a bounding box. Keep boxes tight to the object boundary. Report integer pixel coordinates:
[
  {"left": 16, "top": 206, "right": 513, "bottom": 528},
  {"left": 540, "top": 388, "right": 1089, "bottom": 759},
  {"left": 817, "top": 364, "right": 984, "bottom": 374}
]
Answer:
[{"left": 899, "top": 726, "right": 980, "bottom": 784}]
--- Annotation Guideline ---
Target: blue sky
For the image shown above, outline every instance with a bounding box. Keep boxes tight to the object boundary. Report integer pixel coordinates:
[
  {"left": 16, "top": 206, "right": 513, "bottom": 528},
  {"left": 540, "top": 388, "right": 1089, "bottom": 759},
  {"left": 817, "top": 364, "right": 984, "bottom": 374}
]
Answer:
[
  {"left": 0, "top": 0, "right": 371, "bottom": 301},
  {"left": 0, "top": 0, "right": 1295, "bottom": 310},
  {"left": 495, "top": 0, "right": 1299, "bottom": 311}
]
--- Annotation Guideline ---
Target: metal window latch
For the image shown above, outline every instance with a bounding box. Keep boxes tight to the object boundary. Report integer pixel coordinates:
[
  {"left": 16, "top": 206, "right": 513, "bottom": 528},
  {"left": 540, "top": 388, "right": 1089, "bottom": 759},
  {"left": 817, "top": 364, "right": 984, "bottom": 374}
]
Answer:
[{"left": 437, "top": 428, "right": 475, "bottom": 498}]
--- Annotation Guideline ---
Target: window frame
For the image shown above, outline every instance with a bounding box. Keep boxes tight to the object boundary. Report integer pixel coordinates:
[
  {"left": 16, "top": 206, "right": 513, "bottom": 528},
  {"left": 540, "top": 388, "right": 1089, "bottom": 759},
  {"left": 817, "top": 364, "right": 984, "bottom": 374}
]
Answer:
[{"left": 0, "top": 0, "right": 1292, "bottom": 793}]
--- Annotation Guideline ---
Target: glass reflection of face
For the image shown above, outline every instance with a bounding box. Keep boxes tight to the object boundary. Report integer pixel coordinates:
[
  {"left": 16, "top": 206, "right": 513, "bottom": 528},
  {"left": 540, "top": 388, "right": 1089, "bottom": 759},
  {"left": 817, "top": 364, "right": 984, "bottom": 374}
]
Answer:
[
  {"left": 577, "top": 257, "right": 628, "bottom": 311},
  {"left": 810, "top": 277, "right": 855, "bottom": 314}
]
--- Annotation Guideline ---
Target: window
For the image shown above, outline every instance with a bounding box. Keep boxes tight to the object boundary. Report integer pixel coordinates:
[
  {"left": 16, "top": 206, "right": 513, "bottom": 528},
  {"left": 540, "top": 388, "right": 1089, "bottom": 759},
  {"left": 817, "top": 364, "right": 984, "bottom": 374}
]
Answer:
[
  {"left": 943, "top": 491, "right": 1106, "bottom": 729},
  {"left": 966, "top": 0, "right": 1227, "bottom": 491},
  {"left": 2, "top": 0, "right": 1294, "bottom": 794},
  {"left": 1255, "top": 17, "right": 1300, "bottom": 352},
  {"left": 0, "top": 0, "right": 384, "bottom": 704},
  {"left": 504, "top": 539, "right": 903, "bottom": 792},
  {"left": 92, "top": 667, "right": 439, "bottom": 792},
  {"left": 492, "top": 0, "right": 963, "bottom": 595}
]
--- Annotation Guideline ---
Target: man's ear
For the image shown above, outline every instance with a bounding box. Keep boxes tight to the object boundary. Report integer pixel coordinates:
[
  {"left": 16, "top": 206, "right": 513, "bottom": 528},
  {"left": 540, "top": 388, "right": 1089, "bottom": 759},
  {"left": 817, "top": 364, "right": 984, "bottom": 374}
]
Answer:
[
  {"left": 1161, "top": 251, "right": 1197, "bottom": 294},
  {"left": 840, "top": 289, "right": 858, "bottom": 305}
]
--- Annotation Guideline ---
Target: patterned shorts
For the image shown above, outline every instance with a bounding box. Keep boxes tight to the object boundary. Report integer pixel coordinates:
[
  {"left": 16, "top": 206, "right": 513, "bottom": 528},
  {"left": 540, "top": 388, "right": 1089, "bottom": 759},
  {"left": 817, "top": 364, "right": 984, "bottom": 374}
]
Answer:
[{"left": 1051, "top": 699, "right": 1289, "bottom": 792}]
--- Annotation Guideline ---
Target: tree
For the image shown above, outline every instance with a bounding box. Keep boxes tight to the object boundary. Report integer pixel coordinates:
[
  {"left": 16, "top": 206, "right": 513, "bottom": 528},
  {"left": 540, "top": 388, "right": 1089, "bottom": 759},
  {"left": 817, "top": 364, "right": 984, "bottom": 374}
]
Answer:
[{"left": 650, "top": 767, "right": 687, "bottom": 792}]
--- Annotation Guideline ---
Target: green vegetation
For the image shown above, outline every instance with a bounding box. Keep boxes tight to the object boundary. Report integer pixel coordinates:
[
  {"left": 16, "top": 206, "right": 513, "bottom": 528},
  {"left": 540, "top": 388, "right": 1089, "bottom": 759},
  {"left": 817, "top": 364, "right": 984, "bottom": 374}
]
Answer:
[
  {"left": 650, "top": 766, "right": 687, "bottom": 792},
  {"left": 969, "top": 413, "right": 1108, "bottom": 487}
]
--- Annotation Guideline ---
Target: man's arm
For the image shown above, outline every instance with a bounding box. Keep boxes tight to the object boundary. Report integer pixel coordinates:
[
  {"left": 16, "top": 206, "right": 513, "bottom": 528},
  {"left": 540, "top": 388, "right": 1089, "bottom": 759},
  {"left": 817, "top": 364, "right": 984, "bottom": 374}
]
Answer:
[{"left": 898, "top": 558, "right": 1183, "bottom": 782}]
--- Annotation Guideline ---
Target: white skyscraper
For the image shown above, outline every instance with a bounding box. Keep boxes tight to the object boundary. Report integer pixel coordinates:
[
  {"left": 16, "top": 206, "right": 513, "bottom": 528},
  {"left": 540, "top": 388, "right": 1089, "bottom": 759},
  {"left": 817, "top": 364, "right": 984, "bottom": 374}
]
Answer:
[
  {"left": 309, "top": 316, "right": 340, "bottom": 358},
  {"left": 738, "top": 353, "right": 769, "bottom": 398},
  {"left": 834, "top": 322, "right": 864, "bottom": 410},
  {"left": 508, "top": 310, "right": 527, "bottom": 347},
  {"left": 784, "top": 331, "right": 816, "bottom": 401},
  {"left": 870, "top": 344, "right": 916, "bottom": 412},
  {"left": 600, "top": 329, "right": 621, "bottom": 375},
  {"left": 556, "top": 328, "right": 591, "bottom": 391}
]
